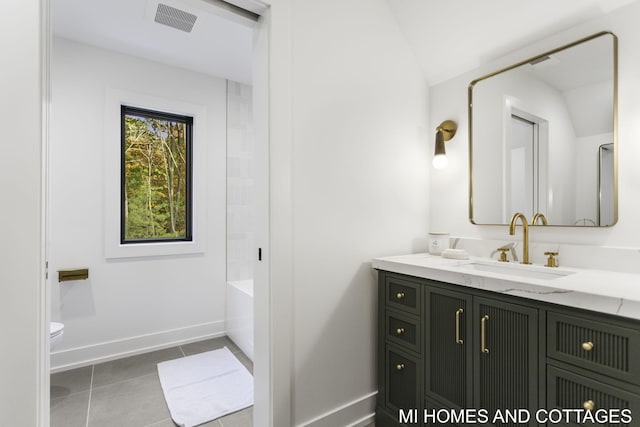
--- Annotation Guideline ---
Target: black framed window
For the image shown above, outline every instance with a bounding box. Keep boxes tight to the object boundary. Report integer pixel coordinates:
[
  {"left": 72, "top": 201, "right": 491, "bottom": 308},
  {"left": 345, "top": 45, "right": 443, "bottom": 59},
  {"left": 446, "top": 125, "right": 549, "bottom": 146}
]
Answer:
[{"left": 121, "top": 105, "right": 193, "bottom": 244}]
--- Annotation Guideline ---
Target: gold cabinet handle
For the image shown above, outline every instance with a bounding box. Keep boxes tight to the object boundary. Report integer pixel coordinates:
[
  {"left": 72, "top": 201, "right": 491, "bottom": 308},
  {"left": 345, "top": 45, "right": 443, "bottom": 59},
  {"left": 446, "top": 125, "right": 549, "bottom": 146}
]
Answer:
[
  {"left": 481, "top": 315, "right": 490, "bottom": 354},
  {"left": 582, "top": 341, "right": 594, "bottom": 351},
  {"left": 396, "top": 327, "right": 405, "bottom": 335},
  {"left": 455, "top": 308, "right": 464, "bottom": 345},
  {"left": 396, "top": 363, "right": 405, "bottom": 371},
  {"left": 583, "top": 400, "right": 595, "bottom": 411},
  {"left": 396, "top": 292, "right": 405, "bottom": 300}
]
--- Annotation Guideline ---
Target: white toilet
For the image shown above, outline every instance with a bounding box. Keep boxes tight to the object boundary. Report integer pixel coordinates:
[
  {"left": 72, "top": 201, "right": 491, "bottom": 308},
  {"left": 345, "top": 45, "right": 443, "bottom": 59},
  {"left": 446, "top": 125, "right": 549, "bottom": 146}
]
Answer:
[{"left": 50, "top": 322, "right": 64, "bottom": 351}]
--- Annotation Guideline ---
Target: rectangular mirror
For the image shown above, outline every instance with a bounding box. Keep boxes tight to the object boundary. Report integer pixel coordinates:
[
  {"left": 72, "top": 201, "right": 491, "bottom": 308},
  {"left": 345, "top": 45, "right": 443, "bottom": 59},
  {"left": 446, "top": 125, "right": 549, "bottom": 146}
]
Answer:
[{"left": 469, "top": 32, "right": 617, "bottom": 226}]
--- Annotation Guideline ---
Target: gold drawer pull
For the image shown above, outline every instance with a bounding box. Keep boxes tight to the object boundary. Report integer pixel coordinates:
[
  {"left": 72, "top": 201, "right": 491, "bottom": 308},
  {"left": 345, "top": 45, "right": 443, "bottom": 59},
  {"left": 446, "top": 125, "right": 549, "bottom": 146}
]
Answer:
[
  {"left": 481, "top": 315, "right": 490, "bottom": 354},
  {"left": 395, "top": 292, "right": 405, "bottom": 300},
  {"left": 582, "top": 341, "right": 594, "bottom": 351},
  {"left": 455, "top": 308, "right": 464, "bottom": 345},
  {"left": 396, "top": 327, "right": 405, "bottom": 335},
  {"left": 396, "top": 363, "right": 405, "bottom": 371},
  {"left": 583, "top": 400, "right": 595, "bottom": 411}
]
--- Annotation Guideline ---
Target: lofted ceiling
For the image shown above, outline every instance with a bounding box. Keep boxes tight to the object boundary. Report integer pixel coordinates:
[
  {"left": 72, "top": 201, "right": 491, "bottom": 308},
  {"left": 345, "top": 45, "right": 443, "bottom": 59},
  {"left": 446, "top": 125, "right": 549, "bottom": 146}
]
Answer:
[
  {"left": 385, "top": 0, "right": 639, "bottom": 85},
  {"left": 52, "top": 0, "right": 256, "bottom": 84},
  {"left": 53, "top": 0, "right": 639, "bottom": 87}
]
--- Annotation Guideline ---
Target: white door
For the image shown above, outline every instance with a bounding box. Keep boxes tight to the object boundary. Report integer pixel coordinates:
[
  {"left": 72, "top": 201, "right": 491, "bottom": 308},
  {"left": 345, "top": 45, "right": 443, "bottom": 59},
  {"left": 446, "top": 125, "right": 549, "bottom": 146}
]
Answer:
[{"left": 509, "top": 114, "right": 537, "bottom": 218}]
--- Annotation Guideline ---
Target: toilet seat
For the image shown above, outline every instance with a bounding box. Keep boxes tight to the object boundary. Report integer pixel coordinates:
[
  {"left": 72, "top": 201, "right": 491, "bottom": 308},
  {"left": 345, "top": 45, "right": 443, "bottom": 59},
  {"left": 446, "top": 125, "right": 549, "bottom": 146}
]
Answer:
[
  {"left": 50, "top": 321, "right": 64, "bottom": 338},
  {"left": 50, "top": 322, "right": 64, "bottom": 352}
]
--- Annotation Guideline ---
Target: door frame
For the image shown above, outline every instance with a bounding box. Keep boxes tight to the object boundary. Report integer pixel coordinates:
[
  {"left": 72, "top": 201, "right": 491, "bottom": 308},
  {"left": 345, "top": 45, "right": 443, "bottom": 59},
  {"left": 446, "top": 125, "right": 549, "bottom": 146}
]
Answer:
[{"left": 39, "top": 1, "right": 283, "bottom": 426}]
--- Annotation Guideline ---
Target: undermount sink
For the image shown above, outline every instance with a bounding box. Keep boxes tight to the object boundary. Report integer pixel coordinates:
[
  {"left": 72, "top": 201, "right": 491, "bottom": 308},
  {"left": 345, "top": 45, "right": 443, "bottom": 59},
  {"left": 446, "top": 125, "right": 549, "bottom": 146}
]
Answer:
[{"left": 456, "top": 261, "right": 574, "bottom": 281}]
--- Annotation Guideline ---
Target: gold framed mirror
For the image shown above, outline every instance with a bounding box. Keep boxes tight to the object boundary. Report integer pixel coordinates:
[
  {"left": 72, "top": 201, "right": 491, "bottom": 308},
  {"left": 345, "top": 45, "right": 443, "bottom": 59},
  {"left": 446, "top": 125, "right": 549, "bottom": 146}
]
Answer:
[{"left": 468, "top": 31, "right": 617, "bottom": 226}]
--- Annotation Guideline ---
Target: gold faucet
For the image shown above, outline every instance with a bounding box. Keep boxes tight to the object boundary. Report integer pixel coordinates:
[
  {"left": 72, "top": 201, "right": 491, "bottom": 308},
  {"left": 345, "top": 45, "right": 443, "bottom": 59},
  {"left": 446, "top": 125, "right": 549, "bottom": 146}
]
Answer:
[
  {"left": 509, "top": 213, "right": 531, "bottom": 264},
  {"left": 531, "top": 213, "right": 548, "bottom": 225}
]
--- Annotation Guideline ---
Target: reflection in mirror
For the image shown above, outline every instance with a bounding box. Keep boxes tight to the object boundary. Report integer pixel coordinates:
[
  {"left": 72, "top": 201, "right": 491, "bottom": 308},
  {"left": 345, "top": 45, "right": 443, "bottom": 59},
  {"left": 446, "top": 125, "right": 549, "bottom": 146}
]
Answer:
[
  {"left": 599, "top": 143, "right": 614, "bottom": 226},
  {"left": 469, "top": 32, "right": 617, "bottom": 226}
]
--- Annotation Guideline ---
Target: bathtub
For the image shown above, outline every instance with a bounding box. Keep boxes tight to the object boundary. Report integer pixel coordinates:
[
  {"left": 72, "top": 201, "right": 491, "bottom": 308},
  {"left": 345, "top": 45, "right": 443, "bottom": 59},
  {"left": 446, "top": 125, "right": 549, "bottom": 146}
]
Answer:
[{"left": 226, "top": 279, "right": 254, "bottom": 362}]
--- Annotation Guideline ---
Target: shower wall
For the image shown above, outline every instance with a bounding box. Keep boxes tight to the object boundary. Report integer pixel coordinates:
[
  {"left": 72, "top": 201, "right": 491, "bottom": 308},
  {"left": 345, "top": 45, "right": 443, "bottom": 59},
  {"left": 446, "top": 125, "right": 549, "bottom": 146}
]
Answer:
[{"left": 226, "top": 82, "right": 254, "bottom": 282}]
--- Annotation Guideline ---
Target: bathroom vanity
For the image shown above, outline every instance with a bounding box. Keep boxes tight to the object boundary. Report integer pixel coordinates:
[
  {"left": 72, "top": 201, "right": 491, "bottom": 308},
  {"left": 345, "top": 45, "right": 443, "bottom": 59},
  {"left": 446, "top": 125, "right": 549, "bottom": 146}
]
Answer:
[{"left": 373, "top": 254, "right": 640, "bottom": 426}]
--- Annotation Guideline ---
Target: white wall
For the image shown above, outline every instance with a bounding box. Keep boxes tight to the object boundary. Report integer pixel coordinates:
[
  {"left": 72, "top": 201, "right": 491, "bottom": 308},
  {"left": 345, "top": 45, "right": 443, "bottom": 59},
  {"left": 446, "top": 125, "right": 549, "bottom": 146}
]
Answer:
[
  {"left": 276, "top": 0, "right": 429, "bottom": 424},
  {"left": 227, "top": 81, "right": 255, "bottom": 282},
  {"left": 49, "top": 37, "right": 227, "bottom": 369},
  {"left": 430, "top": 1, "right": 640, "bottom": 253},
  {"left": 0, "top": 0, "right": 46, "bottom": 425}
]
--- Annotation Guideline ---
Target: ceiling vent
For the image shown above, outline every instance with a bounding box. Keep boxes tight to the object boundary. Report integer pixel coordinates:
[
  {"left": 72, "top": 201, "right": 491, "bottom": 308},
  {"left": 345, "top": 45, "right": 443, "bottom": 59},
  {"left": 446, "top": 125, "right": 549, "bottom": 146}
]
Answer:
[
  {"left": 528, "top": 55, "right": 560, "bottom": 69},
  {"left": 529, "top": 55, "right": 551, "bottom": 66},
  {"left": 155, "top": 3, "right": 198, "bottom": 33}
]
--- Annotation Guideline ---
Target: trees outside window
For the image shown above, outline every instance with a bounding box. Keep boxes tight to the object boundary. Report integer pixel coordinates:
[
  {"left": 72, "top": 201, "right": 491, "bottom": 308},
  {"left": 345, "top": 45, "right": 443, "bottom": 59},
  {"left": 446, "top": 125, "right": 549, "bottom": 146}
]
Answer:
[{"left": 121, "top": 106, "right": 193, "bottom": 243}]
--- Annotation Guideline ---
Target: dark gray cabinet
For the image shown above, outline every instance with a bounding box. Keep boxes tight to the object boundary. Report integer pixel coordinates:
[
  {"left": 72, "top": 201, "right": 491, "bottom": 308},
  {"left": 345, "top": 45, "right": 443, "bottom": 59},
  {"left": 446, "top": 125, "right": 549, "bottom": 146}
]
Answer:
[
  {"left": 545, "top": 311, "right": 640, "bottom": 426},
  {"left": 547, "top": 364, "right": 640, "bottom": 425},
  {"left": 425, "top": 287, "right": 472, "bottom": 410},
  {"left": 472, "top": 297, "right": 538, "bottom": 426},
  {"left": 385, "top": 346, "right": 421, "bottom": 415},
  {"left": 424, "top": 286, "right": 539, "bottom": 426},
  {"left": 546, "top": 312, "right": 640, "bottom": 383},
  {"left": 378, "top": 274, "right": 424, "bottom": 426},
  {"left": 376, "top": 270, "right": 640, "bottom": 427}
]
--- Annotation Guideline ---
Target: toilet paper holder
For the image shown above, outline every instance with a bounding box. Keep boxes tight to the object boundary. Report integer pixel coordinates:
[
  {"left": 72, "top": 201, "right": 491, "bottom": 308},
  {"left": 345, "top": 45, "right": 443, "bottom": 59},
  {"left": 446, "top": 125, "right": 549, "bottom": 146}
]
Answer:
[{"left": 58, "top": 268, "right": 89, "bottom": 282}]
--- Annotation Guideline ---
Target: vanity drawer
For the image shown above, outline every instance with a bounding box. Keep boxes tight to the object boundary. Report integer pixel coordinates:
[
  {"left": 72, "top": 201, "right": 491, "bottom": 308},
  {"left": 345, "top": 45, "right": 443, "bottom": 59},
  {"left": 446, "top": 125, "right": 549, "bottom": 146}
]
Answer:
[
  {"left": 385, "top": 275, "right": 421, "bottom": 315},
  {"left": 547, "top": 365, "right": 639, "bottom": 426},
  {"left": 385, "top": 345, "right": 421, "bottom": 416},
  {"left": 386, "top": 310, "right": 421, "bottom": 353},
  {"left": 547, "top": 312, "right": 640, "bottom": 384}
]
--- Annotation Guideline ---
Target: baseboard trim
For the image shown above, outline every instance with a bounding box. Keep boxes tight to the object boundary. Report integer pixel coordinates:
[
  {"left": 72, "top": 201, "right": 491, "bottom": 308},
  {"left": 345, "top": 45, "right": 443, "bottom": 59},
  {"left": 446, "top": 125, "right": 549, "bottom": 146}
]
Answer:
[
  {"left": 297, "top": 391, "right": 377, "bottom": 427},
  {"left": 50, "top": 320, "right": 225, "bottom": 373}
]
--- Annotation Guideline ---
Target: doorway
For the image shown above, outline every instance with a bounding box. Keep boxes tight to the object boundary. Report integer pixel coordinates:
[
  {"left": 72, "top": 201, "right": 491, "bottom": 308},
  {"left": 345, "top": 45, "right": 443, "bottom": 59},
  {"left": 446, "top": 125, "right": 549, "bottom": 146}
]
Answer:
[
  {"left": 509, "top": 114, "right": 538, "bottom": 218},
  {"left": 44, "top": 0, "right": 270, "bottom": 425},
  {"left": 506, "top": 109, "right": 548, "bottom": 221}
]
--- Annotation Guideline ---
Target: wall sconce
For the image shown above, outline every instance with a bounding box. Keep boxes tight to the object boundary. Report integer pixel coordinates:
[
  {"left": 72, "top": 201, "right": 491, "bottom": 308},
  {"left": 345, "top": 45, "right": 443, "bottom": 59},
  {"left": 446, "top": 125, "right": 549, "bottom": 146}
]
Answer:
[{"left": 433, "top": 120, "right": 458, "bottom": 169}]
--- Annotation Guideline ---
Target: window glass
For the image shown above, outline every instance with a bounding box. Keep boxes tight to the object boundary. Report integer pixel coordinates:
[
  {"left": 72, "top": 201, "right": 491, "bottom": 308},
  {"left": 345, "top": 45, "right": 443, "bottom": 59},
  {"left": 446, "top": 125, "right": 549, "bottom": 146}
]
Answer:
[{"left": 121, "top": 106, "right": 192, "bottom": 243}]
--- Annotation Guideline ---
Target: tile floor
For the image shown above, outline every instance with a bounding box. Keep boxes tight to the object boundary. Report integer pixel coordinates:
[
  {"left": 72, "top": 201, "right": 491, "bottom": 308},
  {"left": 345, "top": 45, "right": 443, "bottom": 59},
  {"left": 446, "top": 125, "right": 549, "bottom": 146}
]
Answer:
[{"left": 50, "top": 336, "right": 253, "bottom": 427}]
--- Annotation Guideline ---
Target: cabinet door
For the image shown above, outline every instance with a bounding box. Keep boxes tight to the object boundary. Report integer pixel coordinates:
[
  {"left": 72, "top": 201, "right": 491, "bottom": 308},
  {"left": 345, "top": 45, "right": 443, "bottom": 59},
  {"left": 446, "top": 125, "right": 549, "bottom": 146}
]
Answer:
[
  {"left": 474, "top": 297, "right": 538, "bottom": 426},
  {"left": 386, "top": 346, "right": 422, "bottom": 418},
  {"left": 425, "top": 286, "right": 473, "bottom": 410}
]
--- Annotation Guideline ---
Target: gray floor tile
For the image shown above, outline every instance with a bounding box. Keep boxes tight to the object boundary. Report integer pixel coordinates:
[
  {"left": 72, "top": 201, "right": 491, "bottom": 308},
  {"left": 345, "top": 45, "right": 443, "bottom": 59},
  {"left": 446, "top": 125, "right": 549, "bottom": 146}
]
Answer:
[
  {"left": 88, "top": 373, "right": 171, "bottom": 427},
  {"left": 50, "top": 365, "right": 93, "bottom": 399},
  {"left": 50, "top": 336, "right": 255, "bottom": 427},
  {"left": 142, "top": 418, "right": 180, "bottom": 427},
  {"left": 195, "top": 419, "right": 223, "bottom": 427},
  {"left": 219, "top": 406, "right": 253, "bottom": 427},
  {"left": 50, "top": 391, "right": 90, "bottom": 427},
  {"left": 92, "top": 346, "right": 183, "bottom": 388},
  {"left": 181, "top": 337, "right": 253, "bottom": 375},
  {"left": 143, "top": 415, "right": 223, "bottom": 427},
  {"left": 234, "top": 351, "right": 253, "bottom": 375},
  {"left": 180, "top": 336, "right": 240, "bottom": 356}
]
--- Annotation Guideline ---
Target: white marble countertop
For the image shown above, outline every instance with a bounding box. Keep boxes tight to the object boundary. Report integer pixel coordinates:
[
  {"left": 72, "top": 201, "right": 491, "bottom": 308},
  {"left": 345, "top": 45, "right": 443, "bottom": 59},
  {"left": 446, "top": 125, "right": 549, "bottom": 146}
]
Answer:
[{"left": 373, "top": 253, "right": 640, "bottom": 321}]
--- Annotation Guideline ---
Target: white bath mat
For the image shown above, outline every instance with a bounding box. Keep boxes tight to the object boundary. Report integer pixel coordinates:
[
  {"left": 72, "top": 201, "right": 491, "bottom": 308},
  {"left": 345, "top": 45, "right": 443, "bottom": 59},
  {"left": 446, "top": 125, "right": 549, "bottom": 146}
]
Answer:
[{"left": 157, "top": 346, "right": 253, "bottom": 427}]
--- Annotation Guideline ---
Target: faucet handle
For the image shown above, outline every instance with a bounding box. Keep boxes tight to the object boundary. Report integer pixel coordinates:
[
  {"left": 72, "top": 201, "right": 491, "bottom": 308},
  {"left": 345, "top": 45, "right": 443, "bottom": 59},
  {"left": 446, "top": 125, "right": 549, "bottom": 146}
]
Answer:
[
  {"left": 497, "top": 246, "right": 510, "bottom": 262},
  {"left": 544, "top": 251, "right": 559, "bottom": 268}
]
